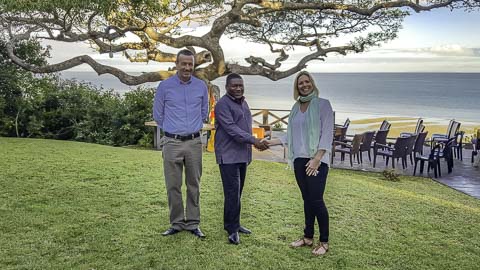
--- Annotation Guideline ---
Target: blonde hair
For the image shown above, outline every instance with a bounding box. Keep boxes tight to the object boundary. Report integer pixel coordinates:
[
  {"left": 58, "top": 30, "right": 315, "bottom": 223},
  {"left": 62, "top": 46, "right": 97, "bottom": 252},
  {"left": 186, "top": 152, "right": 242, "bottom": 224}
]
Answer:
[{"left": 293, "top": 71, "right": 319, "bottom": 100}]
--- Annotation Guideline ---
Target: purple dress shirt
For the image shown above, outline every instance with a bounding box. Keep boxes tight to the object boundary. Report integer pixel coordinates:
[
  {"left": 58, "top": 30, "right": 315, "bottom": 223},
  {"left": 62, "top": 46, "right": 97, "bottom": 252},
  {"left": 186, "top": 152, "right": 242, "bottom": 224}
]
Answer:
[
  {"left": 214, "top": 94, "right": 256, "bottom": 165},
  {"left": 153, "top": 74, "right": 208, "bottom": 135}
]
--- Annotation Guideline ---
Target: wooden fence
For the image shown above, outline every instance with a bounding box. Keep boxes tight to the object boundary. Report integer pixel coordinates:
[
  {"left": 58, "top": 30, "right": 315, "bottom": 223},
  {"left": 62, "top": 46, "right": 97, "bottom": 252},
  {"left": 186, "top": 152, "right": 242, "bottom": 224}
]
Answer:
[{"left": 250, "top": 108, "right": 291, "bottom": 128}]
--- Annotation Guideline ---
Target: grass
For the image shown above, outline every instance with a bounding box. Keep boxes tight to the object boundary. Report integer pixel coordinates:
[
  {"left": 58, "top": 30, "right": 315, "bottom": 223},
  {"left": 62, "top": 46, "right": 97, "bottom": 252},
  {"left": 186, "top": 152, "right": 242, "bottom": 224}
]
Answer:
[{"left": 1, "top": 137, "right": 480, "bottom": 270}]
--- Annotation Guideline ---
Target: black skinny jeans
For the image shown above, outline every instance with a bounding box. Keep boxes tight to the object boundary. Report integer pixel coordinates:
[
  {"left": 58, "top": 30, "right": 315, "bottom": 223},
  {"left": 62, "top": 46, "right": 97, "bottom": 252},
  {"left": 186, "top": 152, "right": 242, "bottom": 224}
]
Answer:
[{"left": 293, "top": 158, "right": 329, "bottom": 242}]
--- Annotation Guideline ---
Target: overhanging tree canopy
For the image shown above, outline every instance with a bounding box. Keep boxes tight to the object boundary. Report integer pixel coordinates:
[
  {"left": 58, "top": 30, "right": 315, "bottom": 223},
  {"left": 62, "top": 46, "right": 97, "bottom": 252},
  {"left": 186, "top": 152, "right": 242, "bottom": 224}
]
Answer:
[{"left": 1, "top": 0, "right": 479, "bottom": 84}]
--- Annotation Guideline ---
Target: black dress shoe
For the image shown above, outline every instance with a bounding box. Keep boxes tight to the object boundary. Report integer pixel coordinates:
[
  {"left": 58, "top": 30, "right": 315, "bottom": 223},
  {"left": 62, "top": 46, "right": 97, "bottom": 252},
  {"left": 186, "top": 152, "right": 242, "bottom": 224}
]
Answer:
[
  {"left": 228, "top": 232, "right": 240, "bottom": 245},
  {"left": 190, "top": 228, "right": 206, "bottom": 239},
  {"left": 162, "top": 228, "right": 180, "bottom": 236},
  {"left": 238, "top": 226, "right": 252, "bottom": 234}
]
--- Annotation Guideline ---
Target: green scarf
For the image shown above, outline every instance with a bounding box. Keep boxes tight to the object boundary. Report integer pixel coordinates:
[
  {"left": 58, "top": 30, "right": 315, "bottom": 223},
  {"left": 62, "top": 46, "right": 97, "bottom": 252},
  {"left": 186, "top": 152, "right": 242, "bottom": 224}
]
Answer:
[{"left": 287, "top": 93, "right": 320, "bottom": 166}]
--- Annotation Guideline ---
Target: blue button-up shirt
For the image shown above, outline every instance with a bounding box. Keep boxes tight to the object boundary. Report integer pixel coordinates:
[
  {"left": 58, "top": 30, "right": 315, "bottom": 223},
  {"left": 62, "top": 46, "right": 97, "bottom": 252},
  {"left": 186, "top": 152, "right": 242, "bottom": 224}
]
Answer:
[
  {"left": 214, "top": 94, "right": 256, "bottom": 164},
  {"left": 153, "top": 74, "right": 208, "bottom": 135}
]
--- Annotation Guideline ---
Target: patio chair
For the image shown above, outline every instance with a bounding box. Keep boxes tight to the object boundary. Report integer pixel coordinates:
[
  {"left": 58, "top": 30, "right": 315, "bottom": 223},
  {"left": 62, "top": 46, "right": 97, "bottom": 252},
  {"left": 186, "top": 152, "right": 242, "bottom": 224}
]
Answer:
[
  {"left": 379, "top": 120, "right": 391, "bottom": 131},
  {"left": 359, "top": 131, "right": 375, "bottom": 163},
  {"left": 472, "top": 130, "right": 480, "bottom": 163},
  {"left": 432, "top": 120, "right": 459, "bottom": 142},
  {"left": 413, "top": 143, "right": 442, "bottom": 178},
  {"left": 404, "top": 134, "right": 418, "bottom": 167},
  {"left": 452, "top": 131, "right": 464, "bottom": 161},
  {"left": 334, "top": 118, "right": 350, "bottom": 141},
  {"left": 431, "top": 121, "right": 460, "bottom": 153},
  {"left": 334, "top": 133, "right": 363, "bottom": 167},
  {"left": 411, "top": 131, "right": 429, "bottom": 162},
  {"left": 432, "top": 119, "right": 455, "bottom": 139},
  {"left": 334, "top": 126, "right": 348, "bottom": 142},
  {"left": 335, "top": 118, "right": 350, "bottom": 128},
  {"left": 372, "top": 129, "right": 389, "bottom": 151},
  {"left": 400, "top": 118, "right": 424, "bottom": 137},
  {"left": 437, "top": 137, "right": 456, "bottom": 174},
  {"left": 373, "top": 136, "right": 410, "bottom": 169}
]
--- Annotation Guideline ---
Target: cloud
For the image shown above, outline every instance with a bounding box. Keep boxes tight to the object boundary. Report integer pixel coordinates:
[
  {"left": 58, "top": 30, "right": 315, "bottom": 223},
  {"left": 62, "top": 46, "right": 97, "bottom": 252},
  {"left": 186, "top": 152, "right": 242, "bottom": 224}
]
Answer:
[
  {"left": 370, "top": 44, "right": 480, "bottom": 57},
  {"left": 418, "top": 44, "right": 480, "bottom": 57},
  {"left": 41, "top": 35, "right": 480, "bottom": 73}
]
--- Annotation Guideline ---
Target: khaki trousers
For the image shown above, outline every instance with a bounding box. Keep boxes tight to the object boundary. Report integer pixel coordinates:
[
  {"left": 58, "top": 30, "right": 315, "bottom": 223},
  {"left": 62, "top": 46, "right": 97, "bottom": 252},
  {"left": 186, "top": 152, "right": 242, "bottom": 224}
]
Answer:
[{"left": 162, "top": 136, "right": 203, "bottom": 230}]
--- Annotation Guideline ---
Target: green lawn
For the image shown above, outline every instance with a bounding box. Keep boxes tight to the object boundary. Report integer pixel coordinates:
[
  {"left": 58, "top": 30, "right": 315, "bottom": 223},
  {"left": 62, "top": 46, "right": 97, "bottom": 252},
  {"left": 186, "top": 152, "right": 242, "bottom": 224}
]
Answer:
[{"left": 1, "top": 138, "right": 479, "bottom": 270}]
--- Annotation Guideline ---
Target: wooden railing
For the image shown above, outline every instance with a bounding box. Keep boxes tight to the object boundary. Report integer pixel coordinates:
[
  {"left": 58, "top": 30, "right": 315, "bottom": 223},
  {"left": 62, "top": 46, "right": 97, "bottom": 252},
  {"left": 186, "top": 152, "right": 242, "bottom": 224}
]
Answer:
[{"left": 250, "top": 108, "right": 291, "bottom": 127}]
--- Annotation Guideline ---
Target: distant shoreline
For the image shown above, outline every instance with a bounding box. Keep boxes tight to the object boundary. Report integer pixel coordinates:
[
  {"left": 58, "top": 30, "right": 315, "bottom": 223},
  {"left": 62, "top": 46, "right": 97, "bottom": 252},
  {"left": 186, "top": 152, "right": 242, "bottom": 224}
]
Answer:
[
  {"left": 58, "top": 71, "right": 480, "bottom": 133},
  {"left": 254, "top": 114, "right": 479, "bottom": 143}
]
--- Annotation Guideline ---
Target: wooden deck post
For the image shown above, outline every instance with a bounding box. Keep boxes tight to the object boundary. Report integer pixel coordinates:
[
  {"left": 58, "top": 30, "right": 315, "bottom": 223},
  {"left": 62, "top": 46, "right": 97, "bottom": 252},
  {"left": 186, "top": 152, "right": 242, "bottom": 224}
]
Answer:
[{"left": 262, "top": 110, "right": 268, "bottom": 125}]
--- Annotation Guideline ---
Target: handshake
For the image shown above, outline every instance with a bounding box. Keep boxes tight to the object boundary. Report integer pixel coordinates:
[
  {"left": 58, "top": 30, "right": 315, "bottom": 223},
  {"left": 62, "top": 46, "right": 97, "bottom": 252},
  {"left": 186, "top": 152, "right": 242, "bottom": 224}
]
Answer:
[{"left": 253, "top": 138, "right": 270, "bottom": 151}]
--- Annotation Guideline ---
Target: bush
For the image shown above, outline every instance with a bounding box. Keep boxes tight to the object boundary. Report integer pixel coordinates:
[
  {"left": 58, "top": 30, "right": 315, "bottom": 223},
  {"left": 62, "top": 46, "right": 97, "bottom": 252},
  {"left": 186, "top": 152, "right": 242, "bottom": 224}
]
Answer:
[
  {"left": 0, "top": 75, "right": 155, "bottom": 147},
  {"left": 0, "top": 37, "right": 155, "bottom": 147},
  {"left": 272, "top": 122, "right": 284, "bottom": 131}
]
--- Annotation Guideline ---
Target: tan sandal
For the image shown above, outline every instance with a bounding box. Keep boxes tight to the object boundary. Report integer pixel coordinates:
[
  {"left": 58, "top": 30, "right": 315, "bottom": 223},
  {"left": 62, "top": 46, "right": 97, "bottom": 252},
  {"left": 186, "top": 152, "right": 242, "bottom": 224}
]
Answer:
[
  {"left": 312, "top": 242, "right": 329, "bottom": 256},
  {"left": 289, "top": 237, "right": 313, "bottom": 248}
]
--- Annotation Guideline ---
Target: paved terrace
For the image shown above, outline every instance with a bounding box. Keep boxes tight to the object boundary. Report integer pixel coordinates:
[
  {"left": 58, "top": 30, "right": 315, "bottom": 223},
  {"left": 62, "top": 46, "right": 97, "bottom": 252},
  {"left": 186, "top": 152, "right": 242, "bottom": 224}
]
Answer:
[{"left": 252, "top": 145, "right": 480, "bottom": 199}]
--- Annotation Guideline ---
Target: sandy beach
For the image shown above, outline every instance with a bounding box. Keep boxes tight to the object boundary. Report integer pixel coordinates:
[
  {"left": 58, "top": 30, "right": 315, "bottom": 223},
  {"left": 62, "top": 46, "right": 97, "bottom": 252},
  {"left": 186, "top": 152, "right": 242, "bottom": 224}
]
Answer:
[
  {"left": 252, "top": 114, "right": 479, "bottom": 144},
  {"left": 346, "top": 116, "right": 478, "bottom": 143}
]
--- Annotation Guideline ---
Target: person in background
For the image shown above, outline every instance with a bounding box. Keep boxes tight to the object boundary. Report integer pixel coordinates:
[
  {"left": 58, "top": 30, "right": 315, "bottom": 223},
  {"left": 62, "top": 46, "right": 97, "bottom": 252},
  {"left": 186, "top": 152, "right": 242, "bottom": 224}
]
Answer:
[
  {"left": 153, "top": 49, "right": 208, "bottom": 239},
  {"left": 214, "top": 73, "right": 268, "bottom": 245},
  {"left": 266, "top": 70, "right": 333, "bottom": 256}
]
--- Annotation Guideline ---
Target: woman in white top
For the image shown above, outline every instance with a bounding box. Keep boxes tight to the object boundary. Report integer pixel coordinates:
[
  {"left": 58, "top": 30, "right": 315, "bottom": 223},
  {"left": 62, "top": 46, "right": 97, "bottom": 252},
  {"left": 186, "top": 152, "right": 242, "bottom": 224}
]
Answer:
[{"left": 267, "top": 71, "right": 334, "bottom": 256}]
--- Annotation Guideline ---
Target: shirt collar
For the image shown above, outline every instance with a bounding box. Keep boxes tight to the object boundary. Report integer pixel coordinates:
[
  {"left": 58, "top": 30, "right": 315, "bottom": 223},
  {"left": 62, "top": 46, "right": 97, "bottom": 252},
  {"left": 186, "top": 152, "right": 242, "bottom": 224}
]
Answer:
[
  {"left": 226, "top": 93, "right": 245, "bottom": 104},
  {"left": 175, "top": 73, "right": 193, "bottom": 85}
]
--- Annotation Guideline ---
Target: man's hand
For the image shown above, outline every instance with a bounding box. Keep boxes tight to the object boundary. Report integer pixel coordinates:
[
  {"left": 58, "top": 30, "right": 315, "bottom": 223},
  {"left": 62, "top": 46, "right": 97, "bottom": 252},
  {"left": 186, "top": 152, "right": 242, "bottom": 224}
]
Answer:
[{"left": 254, "top": 138, "right": 269, "bottom": 151}]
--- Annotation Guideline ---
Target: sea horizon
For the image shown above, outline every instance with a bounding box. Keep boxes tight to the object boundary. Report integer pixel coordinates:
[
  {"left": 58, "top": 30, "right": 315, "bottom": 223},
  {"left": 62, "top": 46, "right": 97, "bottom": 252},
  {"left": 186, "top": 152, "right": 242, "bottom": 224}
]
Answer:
[{"left": 59, "top": 71, "right": 480, "bottom": 125}]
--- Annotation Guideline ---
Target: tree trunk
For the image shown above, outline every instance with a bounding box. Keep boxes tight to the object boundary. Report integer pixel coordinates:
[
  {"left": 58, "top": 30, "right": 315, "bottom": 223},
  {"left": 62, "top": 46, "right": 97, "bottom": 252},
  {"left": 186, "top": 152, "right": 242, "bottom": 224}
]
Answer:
[{"left": 15, "top": 109, "right": 20, "bottom": 137}]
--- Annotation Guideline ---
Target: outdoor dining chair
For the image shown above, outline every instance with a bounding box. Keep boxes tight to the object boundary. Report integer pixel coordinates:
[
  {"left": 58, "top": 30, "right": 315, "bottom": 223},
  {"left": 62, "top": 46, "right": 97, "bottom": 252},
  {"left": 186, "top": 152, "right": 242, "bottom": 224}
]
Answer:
[
  {"left": 335, "top": 118, "right": 350, "bottom": 129},
  {"left": 359, "top": 131, "right": 375, "bottom": 163},
  {"left": 334, "top": 133, "right": 363, "bottom": 167},
  {"left": 472, "top": 130, "right": 480, "bottom": 163},
  {"left": 452, "top": 131, "right": 464, "bottom": 161},
  {"left": 436, "top": 137, "right": 456, "bottom": 174},
  {"left": 373, "top": 136, "right": 410, "bottom": 169},
  {"left": 432, "top": 120, "right": 460, "bottom": 143},
  {"left": 411, "top": 131, "right": 429, "bottom": 163},
  {"left": 334, "top": 118, "right": 350, "bottom": 142},
  {"left": 379, "top": 120, "right": 391, "bottom": 131},
  {"left": 404, "top": 134, "right": 418, "bottom": 168},
  {"left": 413, "top": 143, "right": 442, "bottom": 178},
  {"left": 334, "top": 126, "right": 348, "bottom": 142},
  {"left": 372, "top": 129, "right": 389, "bottom": 152},
  {"left": 400, "top": 118, "right": 424, "bottom": 137}
]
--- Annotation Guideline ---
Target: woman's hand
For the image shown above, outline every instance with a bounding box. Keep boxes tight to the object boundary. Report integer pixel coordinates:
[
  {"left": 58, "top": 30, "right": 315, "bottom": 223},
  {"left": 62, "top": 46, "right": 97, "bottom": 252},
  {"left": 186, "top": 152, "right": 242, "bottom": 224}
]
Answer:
[
  {"left": 305, "top": 158, "right": 321, "bottom": 176},
  {"left": 263, "top": 138, "right": 282, "bottom": 146}
]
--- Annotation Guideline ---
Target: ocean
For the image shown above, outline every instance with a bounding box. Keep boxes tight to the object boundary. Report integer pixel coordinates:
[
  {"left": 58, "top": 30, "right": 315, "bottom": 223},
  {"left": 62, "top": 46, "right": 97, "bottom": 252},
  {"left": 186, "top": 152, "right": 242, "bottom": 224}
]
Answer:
[{"left": 60, "top": 72, "right": 480, "bottom": 124}]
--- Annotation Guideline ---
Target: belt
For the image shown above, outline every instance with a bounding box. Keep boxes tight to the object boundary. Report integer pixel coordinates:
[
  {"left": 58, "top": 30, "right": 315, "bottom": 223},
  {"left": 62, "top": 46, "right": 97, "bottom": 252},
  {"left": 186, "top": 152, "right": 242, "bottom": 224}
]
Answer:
[{"left": 164, "top": 132, "right": 200, "bottom": 141}]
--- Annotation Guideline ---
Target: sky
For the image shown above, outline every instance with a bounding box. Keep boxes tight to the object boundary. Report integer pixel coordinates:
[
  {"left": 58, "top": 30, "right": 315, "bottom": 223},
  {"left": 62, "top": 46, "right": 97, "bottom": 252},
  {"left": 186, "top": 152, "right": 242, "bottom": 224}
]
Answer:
[{"left": 46, "top": 6, "right": 480, "bottom": 73}]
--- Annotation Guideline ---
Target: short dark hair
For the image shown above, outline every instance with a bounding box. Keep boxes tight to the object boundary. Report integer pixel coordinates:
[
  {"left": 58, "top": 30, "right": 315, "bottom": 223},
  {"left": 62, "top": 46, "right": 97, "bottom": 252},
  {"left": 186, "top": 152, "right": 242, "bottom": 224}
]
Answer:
[
  {"left": 176, "top": 49, "right": 194, "bottom": 62},
  {"left": 226, "top": 73, "right": 243, "bottom": 86}
]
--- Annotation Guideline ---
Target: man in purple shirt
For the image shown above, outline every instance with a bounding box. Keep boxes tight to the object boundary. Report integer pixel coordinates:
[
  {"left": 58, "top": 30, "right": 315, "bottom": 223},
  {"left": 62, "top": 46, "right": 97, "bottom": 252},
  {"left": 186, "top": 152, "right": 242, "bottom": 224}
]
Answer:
[
  {"left": 153, "top": 49, "right": 208, "bottom": 238},
  {"left": 214, "top": 73, "right": 268, "bottom": 244}
]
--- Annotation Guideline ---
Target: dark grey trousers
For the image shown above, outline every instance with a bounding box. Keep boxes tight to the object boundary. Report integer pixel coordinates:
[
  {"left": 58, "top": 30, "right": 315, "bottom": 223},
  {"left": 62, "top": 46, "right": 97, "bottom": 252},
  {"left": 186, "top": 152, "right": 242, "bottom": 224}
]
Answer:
[{"left": 162, "top": 136, "right": 203, "bottom": 231}]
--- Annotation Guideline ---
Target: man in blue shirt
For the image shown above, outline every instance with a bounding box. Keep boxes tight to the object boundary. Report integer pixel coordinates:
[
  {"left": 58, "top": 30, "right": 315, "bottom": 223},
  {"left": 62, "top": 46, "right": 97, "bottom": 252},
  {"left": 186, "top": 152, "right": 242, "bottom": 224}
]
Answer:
[
  {"left": 153, "top": 49, "right": 208, "bottom": 238},
  {"left": 214, "top": 73, "right": 268, "bottom": 244}
]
